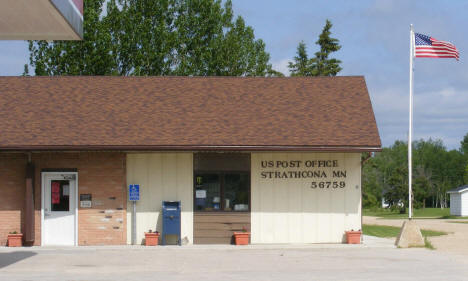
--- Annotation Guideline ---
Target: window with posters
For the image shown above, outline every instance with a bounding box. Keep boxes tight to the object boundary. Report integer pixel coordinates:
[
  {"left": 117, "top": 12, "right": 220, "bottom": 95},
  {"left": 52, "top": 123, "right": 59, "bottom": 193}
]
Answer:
[
  {"left": 51, "top": 180, "right": 70, "bottom": 212},
  {"left": 193, "top": 153, "right": 250, "bottom": 212}
]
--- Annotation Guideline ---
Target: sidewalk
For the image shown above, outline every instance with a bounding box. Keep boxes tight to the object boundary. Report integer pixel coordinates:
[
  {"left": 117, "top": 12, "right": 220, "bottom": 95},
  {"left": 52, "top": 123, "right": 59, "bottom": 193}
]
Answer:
[{"left": 0, "top": 236, "right": 394, "bottom": 252}]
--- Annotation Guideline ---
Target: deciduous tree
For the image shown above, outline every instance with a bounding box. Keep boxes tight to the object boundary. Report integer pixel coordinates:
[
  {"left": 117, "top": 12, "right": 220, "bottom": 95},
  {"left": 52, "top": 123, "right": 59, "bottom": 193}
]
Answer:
[
  {"left": 363, "top": 137, "right": 467, "bottom": 211},
  {"left": 26, "top": 0, "right": 280, "bottom": 77}
]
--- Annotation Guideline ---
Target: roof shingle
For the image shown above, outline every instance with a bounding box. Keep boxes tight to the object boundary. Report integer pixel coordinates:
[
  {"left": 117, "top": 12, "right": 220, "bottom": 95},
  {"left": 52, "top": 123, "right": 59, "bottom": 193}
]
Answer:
[{"left": 0, "top": 76, "right": 381, "bottom": 151}]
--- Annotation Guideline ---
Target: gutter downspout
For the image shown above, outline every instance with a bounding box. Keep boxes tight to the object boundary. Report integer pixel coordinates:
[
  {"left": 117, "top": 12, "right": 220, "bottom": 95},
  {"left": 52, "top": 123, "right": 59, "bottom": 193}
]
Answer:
[
  {"left": 25, "top": 152, "right": 35, "bottom": 244},
  {"left": 361, "top": 152, "right": 372, "bottom": 165}
]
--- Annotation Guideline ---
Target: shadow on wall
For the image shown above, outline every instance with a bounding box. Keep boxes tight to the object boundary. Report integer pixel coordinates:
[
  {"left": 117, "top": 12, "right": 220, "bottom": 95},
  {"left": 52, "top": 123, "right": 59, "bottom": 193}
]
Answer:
[
  {"left": 138, "top": 212, "right": 162, "bottom": 245},
  {"left": 0, "top": 251, "right": 37, "bottom": 269}
]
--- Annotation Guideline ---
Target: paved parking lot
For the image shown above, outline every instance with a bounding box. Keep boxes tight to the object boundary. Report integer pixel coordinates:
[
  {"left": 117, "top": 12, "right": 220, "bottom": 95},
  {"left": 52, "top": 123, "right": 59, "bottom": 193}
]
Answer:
[{"left": 1, "top": 242, "right": 468, "bottom": 281}]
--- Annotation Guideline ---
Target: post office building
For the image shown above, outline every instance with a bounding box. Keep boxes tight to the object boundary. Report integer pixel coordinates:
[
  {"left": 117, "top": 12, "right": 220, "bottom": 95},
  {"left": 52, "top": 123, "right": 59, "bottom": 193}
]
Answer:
[{"left": 0, "top": 76, "right": 381, "bottom": 246}]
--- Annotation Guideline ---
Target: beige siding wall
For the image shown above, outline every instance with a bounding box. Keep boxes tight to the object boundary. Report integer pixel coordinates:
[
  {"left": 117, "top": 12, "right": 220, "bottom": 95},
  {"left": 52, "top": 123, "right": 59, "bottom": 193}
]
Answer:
[
  {"left": 251, "top": 152, "right": 361, "bottom": 244},
  {"left": 126, "top": 153, "right": 193, "bottom": 245}
]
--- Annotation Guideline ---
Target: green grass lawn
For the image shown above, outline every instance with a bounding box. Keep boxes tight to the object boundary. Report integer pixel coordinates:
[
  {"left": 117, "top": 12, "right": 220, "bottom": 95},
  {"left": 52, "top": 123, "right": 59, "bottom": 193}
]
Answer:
[
  {"left": 440, "top": 215, "right": 468, "bottom": 219},
  {"left": 363, "top": 208, "right": 451, "bottom": 219},
  {"left": 362, "top": 224, "right": 447, "bottom": 238}
]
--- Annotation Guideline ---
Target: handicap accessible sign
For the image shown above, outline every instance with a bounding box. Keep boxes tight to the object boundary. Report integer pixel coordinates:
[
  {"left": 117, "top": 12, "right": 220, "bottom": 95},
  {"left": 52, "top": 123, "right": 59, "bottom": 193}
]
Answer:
[{"left": 129, "top": 184, "right": 140, "bottom": 201}]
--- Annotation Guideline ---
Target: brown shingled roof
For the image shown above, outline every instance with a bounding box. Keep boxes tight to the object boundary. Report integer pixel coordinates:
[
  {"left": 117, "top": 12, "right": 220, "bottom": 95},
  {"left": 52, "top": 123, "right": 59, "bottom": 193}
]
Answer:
[{"left": 0, "top": 76, "right": 381, "bottom": 151}]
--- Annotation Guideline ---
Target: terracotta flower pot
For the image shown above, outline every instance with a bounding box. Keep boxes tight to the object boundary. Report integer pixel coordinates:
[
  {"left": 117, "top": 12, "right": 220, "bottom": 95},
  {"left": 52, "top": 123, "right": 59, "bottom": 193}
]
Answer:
[
  {"left": 233, "top": 232, "right": 250, "bottom": 245},
  {"left": 345, "top": 231, "right": 361, "bottom": 244},
  {"left": 8, "top": 233, "right": 23, "bottom": 247},
  {"left": 145, "top": 232, "right": 160, "bottom": 246}
]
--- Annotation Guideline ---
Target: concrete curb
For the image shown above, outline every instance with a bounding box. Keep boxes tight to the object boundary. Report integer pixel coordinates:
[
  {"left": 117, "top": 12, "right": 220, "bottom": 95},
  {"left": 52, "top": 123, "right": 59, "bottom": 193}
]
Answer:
[{"left": 0, "top": 236, "right": 395, "bottom": 252}]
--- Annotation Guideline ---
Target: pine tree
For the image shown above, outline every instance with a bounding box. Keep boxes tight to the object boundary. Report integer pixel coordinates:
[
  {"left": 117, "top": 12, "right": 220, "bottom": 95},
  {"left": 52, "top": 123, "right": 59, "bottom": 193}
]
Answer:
[
  {"left": 288, "top": 41, "right": 313, "bottom": 76},
  {"left": 287, "top": 19, "right": 342, "bottom": 77},
  {"left": 312, "top": 19, "right": 342, "bottom": 76}
]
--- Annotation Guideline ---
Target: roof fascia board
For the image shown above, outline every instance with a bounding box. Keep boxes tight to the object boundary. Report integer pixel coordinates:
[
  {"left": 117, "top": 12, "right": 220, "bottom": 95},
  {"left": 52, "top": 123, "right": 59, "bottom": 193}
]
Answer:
[
  {"left": 447, "top": 187, "right": 468, "bottom": 194},
  {"left": 0, "top": 145, "right": 382, "bottom": 152}
]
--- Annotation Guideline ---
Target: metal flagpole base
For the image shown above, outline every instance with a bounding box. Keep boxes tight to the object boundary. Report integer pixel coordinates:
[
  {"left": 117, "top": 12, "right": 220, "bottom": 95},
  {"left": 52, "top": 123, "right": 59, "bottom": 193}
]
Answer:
[{"left": 395, "top": 220, "right": 424, "bottom": 248}]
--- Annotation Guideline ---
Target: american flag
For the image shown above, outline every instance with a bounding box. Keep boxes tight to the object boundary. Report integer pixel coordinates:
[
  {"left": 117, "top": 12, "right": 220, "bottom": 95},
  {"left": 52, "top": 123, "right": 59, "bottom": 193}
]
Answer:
[{"left": 414, "top": 33, "right": 459, "bottom": 60}]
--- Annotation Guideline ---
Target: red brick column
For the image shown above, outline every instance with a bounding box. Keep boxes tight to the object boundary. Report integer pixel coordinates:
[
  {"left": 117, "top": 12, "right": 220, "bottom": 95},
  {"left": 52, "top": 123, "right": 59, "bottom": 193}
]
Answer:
[{"left": 0, "top": 154, "right": 26, "bottom": 246}]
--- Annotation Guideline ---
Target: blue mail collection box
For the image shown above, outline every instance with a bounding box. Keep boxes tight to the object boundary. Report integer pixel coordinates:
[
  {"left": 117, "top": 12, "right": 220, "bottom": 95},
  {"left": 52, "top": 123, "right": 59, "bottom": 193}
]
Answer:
[{"left": 162, "top": 201, "right": 181, "bottom": 245}]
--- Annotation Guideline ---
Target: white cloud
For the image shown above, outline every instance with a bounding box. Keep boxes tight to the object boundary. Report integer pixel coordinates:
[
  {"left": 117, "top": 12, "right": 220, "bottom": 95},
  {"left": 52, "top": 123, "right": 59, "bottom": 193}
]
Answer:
[
  {"left": 370, "top": 83, "right": 468, "bottom": 149},
  {"left": 439, "top": 87, "right": 457, "bottom": 98},
  {"left": 271, "top": 58, "right": 291, "bottom": 76}
]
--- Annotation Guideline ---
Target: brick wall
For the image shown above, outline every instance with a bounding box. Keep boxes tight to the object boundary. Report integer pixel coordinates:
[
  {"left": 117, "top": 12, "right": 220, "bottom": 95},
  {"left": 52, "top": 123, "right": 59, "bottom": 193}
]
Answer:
[
  {"left": 0, "top": 154, "right": 25, "bottom": 246},
  {"left": 0, "top": 152, "right": 127, "bottom": 246}
]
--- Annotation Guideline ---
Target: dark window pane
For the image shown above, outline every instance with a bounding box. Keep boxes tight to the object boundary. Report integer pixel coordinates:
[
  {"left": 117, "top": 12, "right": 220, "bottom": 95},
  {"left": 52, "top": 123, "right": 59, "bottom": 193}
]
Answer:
[
  {"left": 194, "top": 174, "right": 220, "bottom": 211},
  {"left": 51, "top": 180, "right": 70, "bottom": 211},
  {"left": 224, "top": 174, "right": 249, "bottom": 211}
]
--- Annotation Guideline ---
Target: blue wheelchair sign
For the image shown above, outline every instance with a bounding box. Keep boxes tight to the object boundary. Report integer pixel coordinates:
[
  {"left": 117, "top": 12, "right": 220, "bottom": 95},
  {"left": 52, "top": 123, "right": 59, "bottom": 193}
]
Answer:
[{"left": 129, "top": 184, "right": 140, "bottom": 201}]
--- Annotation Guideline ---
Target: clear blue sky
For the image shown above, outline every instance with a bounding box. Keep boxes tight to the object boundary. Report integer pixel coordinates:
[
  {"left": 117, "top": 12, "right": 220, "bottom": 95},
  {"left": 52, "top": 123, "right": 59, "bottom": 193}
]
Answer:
[{"left": 1, "top": 0, "right": 467, "bottom": 150}]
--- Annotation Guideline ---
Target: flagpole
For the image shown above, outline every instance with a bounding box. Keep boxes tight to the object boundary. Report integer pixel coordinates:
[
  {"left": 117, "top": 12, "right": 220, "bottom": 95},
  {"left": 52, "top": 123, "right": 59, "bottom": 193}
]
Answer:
[{"left": 408, "top": 24, "right": 414, "bottom": 220}]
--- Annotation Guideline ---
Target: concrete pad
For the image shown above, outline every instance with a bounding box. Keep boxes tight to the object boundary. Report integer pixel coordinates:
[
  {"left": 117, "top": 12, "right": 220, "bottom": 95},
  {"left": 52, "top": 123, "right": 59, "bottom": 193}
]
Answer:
[
  {"left": 362, "top": 235, "right": 396, "bottom": 248},
  {"left": 395, "top": 220, "right": 425, "bottom": 248},
  {"left": 1, "top": 246, "right": 467, "bottom": 281},
  {"left": 0, "top": 243, "right": 366, "bottom": 252}
]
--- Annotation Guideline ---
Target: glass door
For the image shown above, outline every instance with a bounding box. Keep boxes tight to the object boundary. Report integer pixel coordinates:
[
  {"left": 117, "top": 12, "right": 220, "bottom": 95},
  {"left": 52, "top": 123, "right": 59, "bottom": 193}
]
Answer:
[{"left": 42, "top": 172, "right": 77, "bottom": 246}]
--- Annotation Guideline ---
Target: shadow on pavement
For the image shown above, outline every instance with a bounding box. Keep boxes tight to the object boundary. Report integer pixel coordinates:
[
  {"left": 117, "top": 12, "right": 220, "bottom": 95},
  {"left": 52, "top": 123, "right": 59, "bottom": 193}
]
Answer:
[{"left": 0, "top": 251, "right": 37, "bottom": 268}]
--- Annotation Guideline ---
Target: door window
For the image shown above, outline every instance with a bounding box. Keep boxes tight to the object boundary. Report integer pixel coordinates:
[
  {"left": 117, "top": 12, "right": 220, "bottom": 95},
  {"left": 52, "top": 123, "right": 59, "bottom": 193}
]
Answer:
[{"left": 51, "top": 180, "right": 70, "bottom": 212}]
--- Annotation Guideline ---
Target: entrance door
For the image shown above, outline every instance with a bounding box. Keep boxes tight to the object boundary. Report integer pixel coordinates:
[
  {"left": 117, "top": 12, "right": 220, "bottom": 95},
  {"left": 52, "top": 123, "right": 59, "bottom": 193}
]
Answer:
[{"left": 42, "top": 172, "right": 78, "bottom": 246}]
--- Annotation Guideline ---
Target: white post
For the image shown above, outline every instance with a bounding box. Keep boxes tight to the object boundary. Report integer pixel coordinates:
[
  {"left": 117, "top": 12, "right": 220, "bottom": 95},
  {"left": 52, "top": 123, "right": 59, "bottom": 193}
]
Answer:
[{"left": 408, "top": 24, "right": 414, "bottom": 220}]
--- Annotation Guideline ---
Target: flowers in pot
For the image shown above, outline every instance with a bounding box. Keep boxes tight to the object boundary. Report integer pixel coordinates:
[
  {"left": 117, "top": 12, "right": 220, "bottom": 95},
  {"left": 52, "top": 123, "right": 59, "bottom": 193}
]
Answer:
[
  {"left": 144, "top": 230, "right": 160, "bottom": 246},
  {"left": 345, "top": 229, "right": 362, "bottom": 244},
  {"left": 233, "top": 227, "right": 250, "bottom": 245},
  {"left": 7, "top": 231, "right": 23, "bottom": 247}
]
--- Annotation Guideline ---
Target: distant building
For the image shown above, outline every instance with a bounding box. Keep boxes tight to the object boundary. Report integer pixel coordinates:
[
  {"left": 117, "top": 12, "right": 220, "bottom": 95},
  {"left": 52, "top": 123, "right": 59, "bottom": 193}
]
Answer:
[
  {"left": 381, "top": 198, "right": 389, "bottom": 208},
  {"left": 447, "top": 185, "right": 468, "bottom": 216}
]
